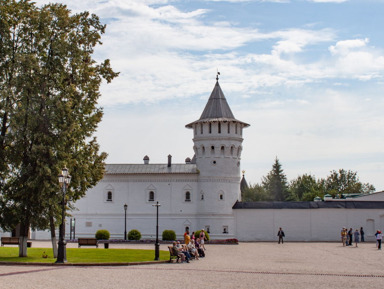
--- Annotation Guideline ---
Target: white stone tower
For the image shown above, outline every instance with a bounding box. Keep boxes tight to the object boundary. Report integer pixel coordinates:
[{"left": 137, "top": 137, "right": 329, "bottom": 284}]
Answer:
[{"left": 186, "top": 75, "right": 249, "bottom": 236}]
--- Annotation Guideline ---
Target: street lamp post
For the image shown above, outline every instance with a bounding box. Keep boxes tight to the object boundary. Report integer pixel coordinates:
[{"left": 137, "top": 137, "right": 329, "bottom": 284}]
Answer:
[
  {"left": 124, "top": 203, "right": 128, "bottom": 240},
  {"left": 56, "top": 167, "right": 71, "bottom": 264},
  {"left": 152, "top": 201, "right": 161, "bottom": 260}
]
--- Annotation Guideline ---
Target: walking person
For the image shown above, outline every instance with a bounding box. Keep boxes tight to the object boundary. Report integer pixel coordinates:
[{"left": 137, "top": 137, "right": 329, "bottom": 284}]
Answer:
[
  {"left": 277, "top": 227, "right": 285, "bottom": 244},
  {"left": 354, "top": 229, "right": 360, "bottom": 247},
  {"left": 376, "top": 230, "right": 383, "bottom": 250},
  {"left": 348, "top": 228, "right": 353, "bottom": 246},
  {"left": 360, "top": 227, "right": 365, "bottom": 242}
]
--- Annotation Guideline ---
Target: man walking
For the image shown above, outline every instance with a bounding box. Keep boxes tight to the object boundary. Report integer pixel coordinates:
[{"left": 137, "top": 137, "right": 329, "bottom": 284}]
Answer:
[
  {"left": 277, "top": 227, "right": 285, "bottom": 244},
  {"left": 376, "top": 230, "right": 382, "bottom": 250}
]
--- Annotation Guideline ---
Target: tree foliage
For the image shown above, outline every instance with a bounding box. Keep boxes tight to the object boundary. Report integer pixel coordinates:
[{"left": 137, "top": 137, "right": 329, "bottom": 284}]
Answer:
[
  {"left": 0, "top": 0, "right": 118, "bottom": 255},
  {"left": 241, "top": 183, "right": 270, "bottom": 202},
  {"left": 262, "top": 157, "right": 289, "bottom": 201},
  {"left": 242, "top": 158, "right": 376, "bottom": 202},
  {"left": 287, "top": 174, "right": 323, "bottom": 201}
]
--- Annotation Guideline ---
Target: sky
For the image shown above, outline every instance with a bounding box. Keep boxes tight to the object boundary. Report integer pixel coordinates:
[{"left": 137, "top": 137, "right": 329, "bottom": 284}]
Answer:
[{"left": 34, "top": 0, "right": 384, "bottom": 191}]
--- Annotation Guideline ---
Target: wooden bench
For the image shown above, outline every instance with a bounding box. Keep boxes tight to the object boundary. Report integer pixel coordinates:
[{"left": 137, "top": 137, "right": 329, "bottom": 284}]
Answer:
[
  {"left": 78, "top": 238, "right": 98, "bottom": 248},
  {"left": 1, "top": 237, "right": 32, "bottom": 247},
  {"left": 168, "top": 246, "right": 180, "bottom": 263}
]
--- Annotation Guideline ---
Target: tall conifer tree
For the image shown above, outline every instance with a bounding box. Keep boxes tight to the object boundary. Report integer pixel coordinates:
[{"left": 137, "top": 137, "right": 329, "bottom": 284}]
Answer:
[{"left": 262, "top": 158, "right": 289, "bottom": 201}]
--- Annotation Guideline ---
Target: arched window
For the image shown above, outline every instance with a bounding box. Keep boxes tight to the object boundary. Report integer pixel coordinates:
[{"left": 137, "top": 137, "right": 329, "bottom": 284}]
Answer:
[
  {"left": 185, "top": 191, "right": 191, "bottom": 202},
  {"left": 221, "top": 146, "right": 225, "bottom": 155},
  {"left": 211, "top": 145, "right": 215, "bottom": 155},
  {"left": 202, "top": 146, "right": 205, "bottom": 155},
  {"left": 148, "top": 191, "right": 155, "bottom": 202},
  {"left": 219, "top": 193, "right": 224, "bottom": 200},
  {"left": 107, "top": 191, "right": 113, "bottom": 201}
]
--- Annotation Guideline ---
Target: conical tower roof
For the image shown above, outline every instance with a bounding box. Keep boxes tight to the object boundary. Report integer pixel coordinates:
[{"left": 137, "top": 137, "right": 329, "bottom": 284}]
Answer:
[
  {"left": 199, "top": 80, "right": 235, "bottom": 120},
  {"left": 186, "top": 78, "right": 249, "bottom": 128}
]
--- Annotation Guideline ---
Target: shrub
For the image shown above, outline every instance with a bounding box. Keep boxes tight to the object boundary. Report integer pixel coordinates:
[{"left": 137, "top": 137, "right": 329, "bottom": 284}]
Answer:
[
  {"left": 194, "top": 230, "right": 210, "bottom": 241},
  {"left": 128, "top": 229, "right": 142, "bottom": 240},
  {"left": 162, "top": 230, "right": 176, "bottom": 241},
  {"left": 95, "top": 229, "right": 110, "bottom": 240}
]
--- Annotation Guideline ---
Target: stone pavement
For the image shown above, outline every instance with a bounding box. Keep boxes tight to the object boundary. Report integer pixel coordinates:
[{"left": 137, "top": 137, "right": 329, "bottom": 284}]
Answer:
[{"left": 1, "top": 241, "right": 384, "bottom": 288}]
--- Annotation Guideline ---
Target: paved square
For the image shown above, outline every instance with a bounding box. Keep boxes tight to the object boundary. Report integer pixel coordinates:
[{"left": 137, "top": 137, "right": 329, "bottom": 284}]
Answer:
[{"left": 1, "top": 241, "right": 384, "bottom": 288}]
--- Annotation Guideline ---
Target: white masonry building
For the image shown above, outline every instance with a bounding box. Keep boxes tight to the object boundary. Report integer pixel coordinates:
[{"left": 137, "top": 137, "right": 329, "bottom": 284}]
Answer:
[{"left": 61, "top": 77, "right": 249, "bottom": 240}]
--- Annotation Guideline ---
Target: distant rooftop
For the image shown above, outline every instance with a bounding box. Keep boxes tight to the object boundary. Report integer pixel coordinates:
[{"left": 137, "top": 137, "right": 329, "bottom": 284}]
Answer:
[
  {"left": 105, "top": 163, "right": 198, "bottom": 175},
  {"left": 233, "top": 201, "right": 384, "bottom": 209}
]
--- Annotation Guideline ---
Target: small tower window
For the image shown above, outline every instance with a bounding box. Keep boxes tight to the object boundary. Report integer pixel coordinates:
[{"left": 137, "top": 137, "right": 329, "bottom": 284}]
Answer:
[
  {"left": 219, "top": 193, "right": 224, "bottom": 200},
  {"left": 230, "top": 146, "right": 234, "bottom": 156},
  {"left": 148, "top": 191, "right": 155, "bottom": 202},
  {"left": 218, "top": 122, "right": 221, "bottom": 134},
  {"left": 200, "top": 123, "right": 203, "bottom": 134},
  {"left": 202, "top": 146, "right": 205, "bottom": 155},
  {"left": 228, "top": 123, "right": 230, "bottom": 133},
  {"left": 235, "top": 123, "right": 238, "bottom": 134},
  {"left": 201, "top": 193, "right": 204, "bottom": 200},
  {"left": 211, "top": 145, "right": 215, "bottom": 154},
  {"left": 209, "top": 123, "right": 212, "bottom": 134},
  {"left": 185, "top": 191, "right": 191, "bottom": 202},
  {"left": 194, "top": 124, "right": 197, "bottom": 135},
  {"left": 107, "top": 191, "right": 113, "bottom": 202},
  {"left": 221, "top": 146, "right": 225, "bottom": 155}
]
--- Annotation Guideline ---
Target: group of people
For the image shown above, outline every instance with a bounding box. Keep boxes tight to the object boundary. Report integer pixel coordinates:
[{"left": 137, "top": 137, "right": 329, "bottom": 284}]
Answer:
[
  {"left": 171, "top": 229, "right": 207, "bottom": 263},
  {"left": 341, "top": 227, "right": 384, "bottom": 250},
  {"left": 341, "top": 227, "right": 364, "bottom": 247}
]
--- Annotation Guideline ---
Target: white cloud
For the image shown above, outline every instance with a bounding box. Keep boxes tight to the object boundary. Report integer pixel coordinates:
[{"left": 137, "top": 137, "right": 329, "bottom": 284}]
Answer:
[{"left": 329, "top": 38, "right": 369, "bottom": 55}]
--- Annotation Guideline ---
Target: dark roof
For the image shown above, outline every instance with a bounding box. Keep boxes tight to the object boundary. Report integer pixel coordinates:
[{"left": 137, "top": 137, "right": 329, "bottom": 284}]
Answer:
[
  {"left": 105, "top": 164, "right": 198, "bottom": 175},
  {"left": 240, "top": 174, "right": 249, "bottom": 193},
  {"left": 233, "top": 201, "right": 384, "bottom": 209},
  {"left": 186, "top": 80, "right": 249, "bottom": 128},
  {"left": 200, "top": 80, "right": 235, "bottom": 120}
]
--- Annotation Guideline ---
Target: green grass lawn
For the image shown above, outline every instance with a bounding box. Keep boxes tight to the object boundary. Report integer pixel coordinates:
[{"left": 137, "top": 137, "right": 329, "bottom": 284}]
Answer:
[{"left": 0, "top": 247, "right": 169, "bottom": 263}]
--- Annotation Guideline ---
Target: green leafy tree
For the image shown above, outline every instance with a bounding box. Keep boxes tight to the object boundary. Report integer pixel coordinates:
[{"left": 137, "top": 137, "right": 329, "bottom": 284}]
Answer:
[
  {"left": 262, "top": 158, "right": 289, "bottom": 201},
  {"left": 324, "top": 169, "right": 375, "bottom": 197},
  {"left": 288, "top": 174, "right": 323, "bottom": 201},
  {"left": 0, "top": 0, "right": 118, "bottom": 256},
  {"left": 242, "top": 183, "right": 271, "bottom": 201}
]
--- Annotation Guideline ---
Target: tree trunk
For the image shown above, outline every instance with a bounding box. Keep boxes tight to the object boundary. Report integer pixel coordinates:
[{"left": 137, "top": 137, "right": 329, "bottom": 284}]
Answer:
[
  {"left": 50, "top": 215, "right": 58, "bottom": 258},
  {"left": 18, "top": 222, "right": 29, "bottom": 257}
]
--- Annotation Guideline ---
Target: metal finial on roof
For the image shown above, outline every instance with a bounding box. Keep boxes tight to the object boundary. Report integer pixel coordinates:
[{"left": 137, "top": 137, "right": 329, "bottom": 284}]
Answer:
[{"left": 216, "top": 70, "right": 220, "bottom": 81}]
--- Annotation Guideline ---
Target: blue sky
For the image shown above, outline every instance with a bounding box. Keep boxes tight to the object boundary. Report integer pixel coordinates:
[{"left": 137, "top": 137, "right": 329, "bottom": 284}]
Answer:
[{"left": 35, "top": 0, "right": 384, "bottom": 190}]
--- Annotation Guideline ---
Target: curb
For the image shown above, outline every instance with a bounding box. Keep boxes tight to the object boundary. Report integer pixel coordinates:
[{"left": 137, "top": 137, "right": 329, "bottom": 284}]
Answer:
[{"left": 0, "top": 260, "right": 170, "bottom": 267}]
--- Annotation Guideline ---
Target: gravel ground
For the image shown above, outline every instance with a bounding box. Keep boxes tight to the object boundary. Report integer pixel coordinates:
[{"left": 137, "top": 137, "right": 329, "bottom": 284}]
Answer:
[{"left": 1, "top": 241, "right": 384, "bottom": 289}]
